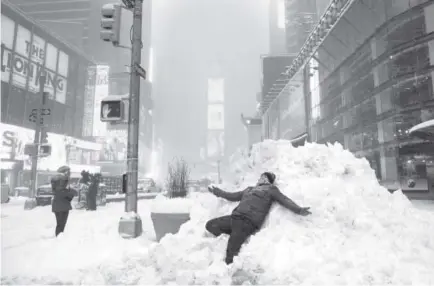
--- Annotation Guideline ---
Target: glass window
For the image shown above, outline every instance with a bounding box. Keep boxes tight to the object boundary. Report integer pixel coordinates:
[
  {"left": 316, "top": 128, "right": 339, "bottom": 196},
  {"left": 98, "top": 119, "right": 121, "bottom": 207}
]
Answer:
[
  {"left": 385, "top": 14, "right": 425, "bottom": 49},
  {"left": 45, "top": 43, "right": 58, "bottom": 71},
  {"left": 1, "top": 16, "right": 15, "bottom": 49},
  {"left": 349, "top": 74, "right": 375, "bottom": 106},
  {"left": 30, "top": 34, "right": 45, "bottom": 66},
  {"left": 392, "top": 75, "right": 432, "bottom": 108},
  {"left": 388, "top": 45, "right": 430, "bottom": 79},
  {"left": 15, "top": 25, "right": 31, "bottom": 57},
  {"left": 58, "top": 51, "right": 69, "bottom": 77}
]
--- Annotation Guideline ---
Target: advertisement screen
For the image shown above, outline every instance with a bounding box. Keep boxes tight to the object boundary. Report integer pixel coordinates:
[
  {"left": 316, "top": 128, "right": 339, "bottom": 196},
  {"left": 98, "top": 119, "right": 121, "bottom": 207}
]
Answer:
[
  {"left": 82, "top": 65, "right": 96, "bottom": 137},
  {"left": 207, "top": 130, "right": 225, "bottom": 158},
  {"left": 92, "top": 65, "right": 110, "bottom": 137},
  {"left": 207, "top": 78, "right": 225, "bottom": 103},
  {"left": 207, "top": 104, "right": 224, "bottom": 130}
]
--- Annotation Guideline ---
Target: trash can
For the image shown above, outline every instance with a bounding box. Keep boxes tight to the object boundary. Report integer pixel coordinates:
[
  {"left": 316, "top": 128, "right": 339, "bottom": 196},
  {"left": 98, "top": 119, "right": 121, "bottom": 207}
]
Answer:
[{"left": 150, "top": 212, "right": 190, "bottom": 242}]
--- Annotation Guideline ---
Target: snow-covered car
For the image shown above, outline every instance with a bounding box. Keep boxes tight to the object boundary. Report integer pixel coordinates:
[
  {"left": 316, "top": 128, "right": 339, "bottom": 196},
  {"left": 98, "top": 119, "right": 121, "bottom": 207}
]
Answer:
[
  {"left": 35, "top": 184, "right": 53, "bottom": 206},
  {"left": 138, "top": 178, "right": 159, "bottom": 193},
  {"left": 14, "top": 186, "right": 30, "bottom": 197},
  {"left": 1, "top": 184, "right": 10, "bottom": 203}
]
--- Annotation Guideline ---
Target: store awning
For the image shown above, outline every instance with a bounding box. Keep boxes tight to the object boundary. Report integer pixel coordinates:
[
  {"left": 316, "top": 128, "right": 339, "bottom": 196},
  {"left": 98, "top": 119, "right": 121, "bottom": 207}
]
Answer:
[{"left": 409, "top": 119, "right": 434, "bottom": 141}]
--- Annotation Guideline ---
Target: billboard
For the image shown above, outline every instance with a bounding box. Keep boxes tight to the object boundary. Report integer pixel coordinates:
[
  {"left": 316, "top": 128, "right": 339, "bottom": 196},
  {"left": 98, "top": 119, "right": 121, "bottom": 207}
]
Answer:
[
  {"left": 207, "top": 78, "right": 225, "bottom": 103},
  {"left": 207, "top": 104, "right": 224, "bottom": 130},
  {"left": 207, "top": 130, "right": 225, "bottom": 158},
  {"left": 1, "top": 16, "right": 69, "bottom": 103},
  {"left": 82, "top": 65, "right": 97, "bottom": 137},
  {"left": 92, "top": 65, "right": 110, "bottom": 137}
]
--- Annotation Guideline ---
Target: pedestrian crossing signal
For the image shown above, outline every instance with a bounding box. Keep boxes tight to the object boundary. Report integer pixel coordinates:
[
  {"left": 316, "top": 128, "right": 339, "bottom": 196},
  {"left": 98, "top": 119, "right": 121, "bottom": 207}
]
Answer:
[
  {"left": 122, "top": 173, "right": 127, "bottom": 193},
  {"left": 39, "top": 144, "right": 52, "bottom": 157},
  {"left": 100, "top": 99, "right": 124, "bottom": 122}
]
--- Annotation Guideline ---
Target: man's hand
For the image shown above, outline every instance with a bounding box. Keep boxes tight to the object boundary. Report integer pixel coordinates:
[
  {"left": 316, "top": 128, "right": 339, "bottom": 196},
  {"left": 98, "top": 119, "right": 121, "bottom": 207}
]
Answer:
[
  {"left": 298, "top": 207, "right": 311, "bottom": 216},
  {"left": 207, "top": 186, "right": 218, "bottom": 195}
]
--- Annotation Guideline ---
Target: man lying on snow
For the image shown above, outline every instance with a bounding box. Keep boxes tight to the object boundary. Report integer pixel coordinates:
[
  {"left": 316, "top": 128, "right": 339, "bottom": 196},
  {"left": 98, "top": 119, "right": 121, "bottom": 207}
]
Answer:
[{"left": 206, "top": 172, "right": 311, "bottom": 265}]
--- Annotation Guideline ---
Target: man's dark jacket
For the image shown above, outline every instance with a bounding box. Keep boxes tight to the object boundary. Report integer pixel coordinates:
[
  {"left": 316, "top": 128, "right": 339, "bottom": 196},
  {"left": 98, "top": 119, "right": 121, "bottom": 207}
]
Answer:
[
  {"left": 51, "top": 174, "right": 77, "bottom": 213},
  {"left": 213, "top": 184, "right": 303, "bottom": 228}
]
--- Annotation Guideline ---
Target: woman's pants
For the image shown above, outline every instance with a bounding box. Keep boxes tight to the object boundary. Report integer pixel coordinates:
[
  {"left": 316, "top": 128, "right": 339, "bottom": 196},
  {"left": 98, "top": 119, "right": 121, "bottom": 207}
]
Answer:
[{"left": 54, "top": 211, "right": 69, "bottom": 236}]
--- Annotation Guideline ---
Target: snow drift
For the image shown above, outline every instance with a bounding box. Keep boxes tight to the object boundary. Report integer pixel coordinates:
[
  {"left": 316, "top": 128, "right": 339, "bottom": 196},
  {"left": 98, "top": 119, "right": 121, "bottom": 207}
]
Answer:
[
  {"left": 3, "top": 140, "right": 434, "bottom": 285},
  {"left": 135, "top": 140, "right": 434, "bottom": 285}
]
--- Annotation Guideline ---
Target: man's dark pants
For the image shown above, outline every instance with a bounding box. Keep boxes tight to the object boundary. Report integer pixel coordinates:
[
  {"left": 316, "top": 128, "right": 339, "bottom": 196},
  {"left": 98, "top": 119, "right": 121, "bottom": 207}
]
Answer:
[
  {"left": 54, "top": 211, "right": 69, "bottom": 236},
  {"left": 205, "top": 215, "right": 258, "bottom": 264}
]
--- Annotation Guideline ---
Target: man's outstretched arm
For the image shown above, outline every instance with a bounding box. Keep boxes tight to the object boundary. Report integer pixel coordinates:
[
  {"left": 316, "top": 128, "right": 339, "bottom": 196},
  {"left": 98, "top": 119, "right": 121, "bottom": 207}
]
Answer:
[
  {"left": 208, "top": 186, "right": 249, "bottom": 202},
  {"left": 270, "top": 187, "right": 311, "bottom": 215}
]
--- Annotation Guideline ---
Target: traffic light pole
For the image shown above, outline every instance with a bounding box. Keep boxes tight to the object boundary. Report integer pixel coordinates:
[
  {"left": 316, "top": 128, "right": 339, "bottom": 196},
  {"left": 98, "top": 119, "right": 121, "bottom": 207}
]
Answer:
[
  {"left": 24, "top": 75, "right": 46, "bottom": 210},
  {"left": 118, "top": 0, "right": 143, "bottom": 238}
]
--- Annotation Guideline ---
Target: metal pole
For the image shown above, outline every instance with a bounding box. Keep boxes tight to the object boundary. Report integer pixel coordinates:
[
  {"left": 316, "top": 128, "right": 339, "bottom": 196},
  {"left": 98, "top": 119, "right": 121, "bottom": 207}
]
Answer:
[
  {"left": 24, "top": 75, "right": 46, "bottom": 210},
  {"left": 118, "top": 0, "right": 143, "bottom": 238},
  {"left": 217, "top": 160, "right": 221, "bottom": 184}
]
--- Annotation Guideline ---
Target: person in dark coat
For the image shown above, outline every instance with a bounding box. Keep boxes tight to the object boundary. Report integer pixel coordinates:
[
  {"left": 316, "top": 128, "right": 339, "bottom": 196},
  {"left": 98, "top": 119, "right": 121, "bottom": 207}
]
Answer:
[
  {"left": 51, "top": 173, "right": 77, "bottom": 237},
  {"left": 86, "top": 173, "right": 99, "bottom": 211},
  {"left": 79, "top": 170, "right": 91, "bottom": 209},
  {"left": 206, "top": 172, "right": 311, "bottom": 265}
]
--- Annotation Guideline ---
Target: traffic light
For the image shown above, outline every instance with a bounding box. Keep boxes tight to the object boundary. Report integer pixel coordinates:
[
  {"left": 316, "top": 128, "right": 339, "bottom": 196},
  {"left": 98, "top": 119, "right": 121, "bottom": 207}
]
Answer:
[
  {"left": 100, "top": 4, "right": 122, "bottom": 46},
  {"left": 40, "top": 128, "right": 48, "bottom": 144},
  {"left": 100, "top": 98, "right": 124, "bottom": 122}
]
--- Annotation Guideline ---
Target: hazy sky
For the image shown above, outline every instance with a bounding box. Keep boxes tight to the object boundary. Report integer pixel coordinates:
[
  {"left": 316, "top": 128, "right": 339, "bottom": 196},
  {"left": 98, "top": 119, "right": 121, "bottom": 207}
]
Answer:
[{"left": 152, "top": 0, "right": 269, "bottom": 168}]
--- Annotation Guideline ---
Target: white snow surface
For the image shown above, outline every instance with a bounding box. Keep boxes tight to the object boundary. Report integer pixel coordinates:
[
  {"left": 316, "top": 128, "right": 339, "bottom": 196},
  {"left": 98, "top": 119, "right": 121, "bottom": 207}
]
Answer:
[
  {"left": 1, "top": 140, "right": 434, "bottom": 285},
  {"left": 145, "top": 140, "right": 434, "bottom": 285}
]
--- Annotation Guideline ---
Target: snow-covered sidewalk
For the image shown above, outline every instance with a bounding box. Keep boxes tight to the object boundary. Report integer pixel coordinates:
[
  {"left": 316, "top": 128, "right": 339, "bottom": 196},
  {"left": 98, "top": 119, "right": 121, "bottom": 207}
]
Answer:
[{"left": 1, "top": 200, "right": 157, "bottom": 285}]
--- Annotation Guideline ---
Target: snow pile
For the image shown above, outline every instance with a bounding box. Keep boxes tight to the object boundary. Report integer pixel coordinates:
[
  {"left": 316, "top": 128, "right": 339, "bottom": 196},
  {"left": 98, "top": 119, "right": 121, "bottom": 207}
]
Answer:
[{"left": 140, "top": 140, "right": 434, "bottom": 285}]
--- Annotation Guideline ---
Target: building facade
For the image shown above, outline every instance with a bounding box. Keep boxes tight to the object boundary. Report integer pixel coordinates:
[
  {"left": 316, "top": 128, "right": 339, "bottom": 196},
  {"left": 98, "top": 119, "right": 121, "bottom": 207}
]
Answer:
[
  {"left": 1, "top": 1, "right": 102, "bottom": 191},
  {"left": 262, "top": 0, "right": 434, "bottom": 198},
  {"left": 12, "top": 0, "right": 91, "bottom": 51},
  {"left": 284, "top": 0, "right": 318, "bottom": 54}
]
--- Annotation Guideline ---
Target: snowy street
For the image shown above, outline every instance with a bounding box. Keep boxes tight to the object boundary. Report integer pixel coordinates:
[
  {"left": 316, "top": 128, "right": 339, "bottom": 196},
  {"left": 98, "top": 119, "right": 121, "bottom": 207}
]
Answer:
[
  {"left": 2, "top": 141, "right": 434, "bottom": 285},
  {"left": 1, "top": 200, "right": 157, "bottom": 285}
]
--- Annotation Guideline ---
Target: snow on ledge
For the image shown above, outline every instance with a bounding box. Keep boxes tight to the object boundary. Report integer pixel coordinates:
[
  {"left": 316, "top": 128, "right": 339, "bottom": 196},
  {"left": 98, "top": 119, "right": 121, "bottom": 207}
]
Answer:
[
  {"left": 150, "top": 196, "right": 193, "bottom": 214},
  {"left": 120, "top": 211, "right": 141, "bottom": 220},
  {"left": 409, "top": 119, "right": 434, "bottom": 134}
]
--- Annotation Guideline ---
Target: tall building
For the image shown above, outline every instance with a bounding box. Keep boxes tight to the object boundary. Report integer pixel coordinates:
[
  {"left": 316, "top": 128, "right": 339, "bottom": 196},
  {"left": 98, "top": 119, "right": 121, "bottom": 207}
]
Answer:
[
  {"left": 152, "top": 0, "right": 268, "bottom": 173},
  {"left": 1, "top": 0, "right": 102, "bottom": 191},
  {"left": 260, "top": 0, "right": 434, "bottom": 199},
  {"left": 284, "top": 0, "right": 318, "bottom": 54},
  {"left": 268, "top": 0, "right": 287, "bottom": 54}
]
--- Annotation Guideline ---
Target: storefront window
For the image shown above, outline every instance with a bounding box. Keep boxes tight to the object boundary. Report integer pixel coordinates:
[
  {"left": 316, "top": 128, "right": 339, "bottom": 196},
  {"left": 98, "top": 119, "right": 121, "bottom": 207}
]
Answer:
[
  {"left": 385, "top": 13, "right": 425, "bottom": 49},
  {"left": 347, "top": 123, "right": 379, "bottom": 152},
  {"left": 348, "top": 75, "right": 375, "bottom": 106},
  {"left": 392, "top": 74, "right": 432, "bottom": 108},
  {"left": 394, "top": 108, "right": 434, "bottom": 140}
]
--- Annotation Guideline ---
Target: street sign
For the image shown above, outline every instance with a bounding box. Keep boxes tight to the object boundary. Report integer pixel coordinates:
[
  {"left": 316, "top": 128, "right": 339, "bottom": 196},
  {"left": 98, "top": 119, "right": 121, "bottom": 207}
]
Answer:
[{"left": 135, "top": 64, "right": 146, "bottom": 79}]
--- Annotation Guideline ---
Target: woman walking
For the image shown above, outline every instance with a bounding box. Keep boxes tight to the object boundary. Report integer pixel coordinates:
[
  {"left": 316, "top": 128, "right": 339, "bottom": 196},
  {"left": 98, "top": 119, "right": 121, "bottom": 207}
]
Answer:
[{"left": 51, "top": 172, "right": 77, "bottom": 237}]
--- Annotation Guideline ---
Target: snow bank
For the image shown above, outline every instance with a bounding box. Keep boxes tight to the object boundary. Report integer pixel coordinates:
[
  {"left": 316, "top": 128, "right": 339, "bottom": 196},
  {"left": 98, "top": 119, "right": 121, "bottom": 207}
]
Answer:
[
  {"left": 2, "top": 140, "right": 434, "bottom": 285},
  {"left": 142, "top": 140, "right": 434, "bottom": 285}
]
